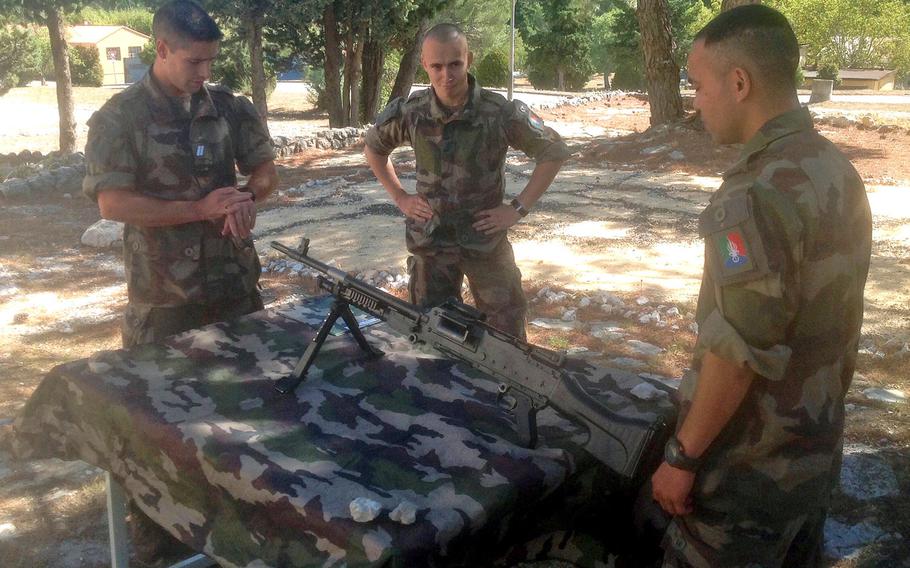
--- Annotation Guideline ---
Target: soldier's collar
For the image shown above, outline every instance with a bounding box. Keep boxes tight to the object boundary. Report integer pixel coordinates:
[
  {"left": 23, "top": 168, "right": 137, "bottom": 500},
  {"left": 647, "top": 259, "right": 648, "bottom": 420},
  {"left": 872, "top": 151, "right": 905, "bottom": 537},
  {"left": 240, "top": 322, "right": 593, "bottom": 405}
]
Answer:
[
  {"left": 723, "top": 106, "right": 813, "bottom": 179},
  {"left": 429, "top": 74, "right": 483, "bottom": 124},
  {"left": 142, "top": 66, "right": 218, "bottom": 122}
]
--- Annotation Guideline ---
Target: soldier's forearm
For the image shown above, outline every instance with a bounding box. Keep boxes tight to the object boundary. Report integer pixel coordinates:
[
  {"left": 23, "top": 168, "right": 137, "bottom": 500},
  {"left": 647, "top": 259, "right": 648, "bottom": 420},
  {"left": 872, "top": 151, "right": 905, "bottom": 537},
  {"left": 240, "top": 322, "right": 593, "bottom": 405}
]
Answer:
[
  {"left": 246, "top": 160, "right": 279, "bottom": 202},
  {"left": 364, "top": 145, "right": 408, "bottom": 202},
  {"left": 97, "top": 187, "right": 206, "bottom": 227},
  {"left": 676, "top": 351, "right": 755, "bottom": 459},
  {"left": 516, "top": 159, "right": 564, "bottom": 210}
]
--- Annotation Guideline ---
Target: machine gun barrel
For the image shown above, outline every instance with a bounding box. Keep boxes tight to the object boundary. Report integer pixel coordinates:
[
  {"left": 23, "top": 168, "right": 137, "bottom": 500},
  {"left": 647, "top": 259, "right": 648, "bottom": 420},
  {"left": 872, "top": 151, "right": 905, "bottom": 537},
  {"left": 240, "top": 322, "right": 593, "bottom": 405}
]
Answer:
[{"left": 270, "top": 240, "right": 421, "bottom": 321}]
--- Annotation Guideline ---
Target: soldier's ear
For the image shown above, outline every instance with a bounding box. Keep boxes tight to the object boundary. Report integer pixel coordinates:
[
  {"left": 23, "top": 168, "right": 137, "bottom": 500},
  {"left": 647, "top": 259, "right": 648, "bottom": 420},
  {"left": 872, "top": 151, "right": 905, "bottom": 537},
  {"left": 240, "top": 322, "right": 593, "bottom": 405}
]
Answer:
[
  {"left": 467, "top": 51, "right": 474, "bottom": 69},
  {"left": 732, "top": 66, "right": 752, "bottom": 103},
  {"left": 156, "top": 38, "right": 169, "bottom": 62}
]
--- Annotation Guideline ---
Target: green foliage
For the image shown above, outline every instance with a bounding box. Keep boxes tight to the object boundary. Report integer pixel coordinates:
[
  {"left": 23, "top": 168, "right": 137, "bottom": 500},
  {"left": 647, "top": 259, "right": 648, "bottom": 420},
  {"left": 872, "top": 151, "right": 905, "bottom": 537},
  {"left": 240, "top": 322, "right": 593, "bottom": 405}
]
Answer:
[
  {"left": 589, "top": 0, "right": 717, "bottom": 91},
  {"left": 816, "top": 62, "right": 841, "bottom": 86},
  {"left": 139, "top": 40, "right": 155, "bottom": 66},
  {"left": 69, "top": 44, "right": 103, "bottom": 86},
  {"left": 432, "top": 0, "right": 527, "bottom": 70},
  {"left": 770, "top": 0, "right": 910, "bottom": 82},
  {"left": 211, "top": 31, "right": 277, "bottom": 96},
  {"left": 69, "top": 6, "right": 153, "bottom": 36},
  {"left": 518, "top": 0, "right": 595, "bottom": 91},
  {"left": 0, "top": 26, "right": 43, "bottom": 94},
  {"left": 475, "top": 50, "right": 510, "bottom": 88}
]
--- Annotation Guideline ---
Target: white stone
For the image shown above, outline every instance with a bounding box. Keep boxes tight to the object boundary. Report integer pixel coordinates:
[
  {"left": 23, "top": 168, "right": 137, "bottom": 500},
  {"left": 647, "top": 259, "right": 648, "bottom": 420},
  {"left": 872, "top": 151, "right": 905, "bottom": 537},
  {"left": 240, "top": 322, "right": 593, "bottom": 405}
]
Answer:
[
  {"left": 630, "top": 382, "right": 666, "bottom": 401},
  {"left": 561, "top": 308, "right": 577, "bottom": 321},
  {"left": 578, "top": 297, "right": 592, "bottom": 308},
  {"left": 666, "top": 307, "right": 681, "bottom": 317},
  {"left": 839, "top": 444, "right": 900, "bottom": 500},
  {"left": 862, "top": 388, "right": 907, "bottom": 404},
  {"left": 688, "top": 322, "right": 699, "bottom": 334},
  {"left": 607, "top": 357, "right": 647, "bottom": 370},
  {"left": 626, "top": 340, "right": 664, "bottom": 357},
  {"left": 389, "top": 501, "right": 418, "bottom": 525},
  {"left": 0, "top": 522, "right": 15, "bottom": 540},
  {"left": 80, "top": 219, "right": 124, "bottom": 248},
  {"left": 635, "top": 296, "right": 650, "bottom": 305},
  {"left": 530, "top": 318, "right": 577, "bottom": 331},
  {"left": 824, "top": 518, "right": 892, "bottom": 560},
  {"left": 350, "top": 497, "right": 382, "bottom": 522},
  {"left": 669, "top": 150, "right": 685, "bottom": 161}
]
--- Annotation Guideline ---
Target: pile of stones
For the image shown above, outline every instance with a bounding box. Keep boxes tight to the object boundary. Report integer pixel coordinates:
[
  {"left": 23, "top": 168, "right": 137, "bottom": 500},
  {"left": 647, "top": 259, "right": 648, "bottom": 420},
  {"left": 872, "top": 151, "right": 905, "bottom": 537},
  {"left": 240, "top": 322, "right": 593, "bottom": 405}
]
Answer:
[
  {"left": 0, "top": 152, "right": 85, "bottom": 200},
  {"left": 272, "top": 127, "right": 368, "bottom": 157}
]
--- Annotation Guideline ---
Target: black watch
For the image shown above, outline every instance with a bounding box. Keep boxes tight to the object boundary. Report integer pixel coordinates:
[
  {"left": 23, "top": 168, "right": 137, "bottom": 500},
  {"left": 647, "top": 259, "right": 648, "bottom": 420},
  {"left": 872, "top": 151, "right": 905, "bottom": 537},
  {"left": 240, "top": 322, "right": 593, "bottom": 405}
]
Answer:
[
  {"left": 664, "top": 437, "right": 702, "bottom": 472},
  {"left": 510, "top": 198, "right": 529, "bottom": 218}
]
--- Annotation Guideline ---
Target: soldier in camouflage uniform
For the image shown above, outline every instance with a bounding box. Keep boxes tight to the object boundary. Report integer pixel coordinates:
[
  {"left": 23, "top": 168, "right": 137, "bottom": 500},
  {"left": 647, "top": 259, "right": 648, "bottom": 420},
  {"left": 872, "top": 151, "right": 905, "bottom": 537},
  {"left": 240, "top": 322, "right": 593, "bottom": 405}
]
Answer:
[
  {"left": 83, "top": 0, "right": 277, "bottom": 349},
  {"left": 650, "top": 6, "right": 872, "bottom": 567},
  {"left": 364, "top": 23, "right": 570, "bottom": 340},
  {"left": 81, "top": 1, "right": 277, "bottom": 563}
]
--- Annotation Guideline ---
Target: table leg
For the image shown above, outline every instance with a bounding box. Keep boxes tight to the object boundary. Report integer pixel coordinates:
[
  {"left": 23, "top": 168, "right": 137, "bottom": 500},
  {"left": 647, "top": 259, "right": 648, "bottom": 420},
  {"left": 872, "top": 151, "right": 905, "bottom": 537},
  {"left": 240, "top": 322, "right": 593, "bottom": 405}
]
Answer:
[
  {"left": 105, "top": 471, "right": 217, "bottom": 568},
  {"left": 105, "top": 471, "right": 130, "bottom": 568}
]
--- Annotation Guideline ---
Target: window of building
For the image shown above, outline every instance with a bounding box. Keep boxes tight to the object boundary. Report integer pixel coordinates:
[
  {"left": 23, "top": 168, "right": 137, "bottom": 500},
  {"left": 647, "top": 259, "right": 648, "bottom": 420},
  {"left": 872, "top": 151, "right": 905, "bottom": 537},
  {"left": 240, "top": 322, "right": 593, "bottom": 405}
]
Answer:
[
  {"left": 106, "top": 47, "right": 121, "bottom": 61},
  {"left": 128, "top": 46, "right": 142, "bottom": 59}
]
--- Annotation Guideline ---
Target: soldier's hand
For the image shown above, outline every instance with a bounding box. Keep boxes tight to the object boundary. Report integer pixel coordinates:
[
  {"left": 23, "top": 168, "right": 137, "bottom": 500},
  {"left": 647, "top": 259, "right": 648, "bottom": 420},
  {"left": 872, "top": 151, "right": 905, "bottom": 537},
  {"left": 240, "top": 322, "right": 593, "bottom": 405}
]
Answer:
[
  {"left": 195, "top": 186, "right": 254, "bottom": 222},
  {"left": 473, "top": 205, "right": 521, "bottom": 235},
  {"left": 222, "top": 199, "right": 257, "bottom": 238},
  {"left": 651, "top": 461, "right": 695, "bottom": 516},
  {"left": 395, "top": 193, "right": 434, "bottom": 222}
]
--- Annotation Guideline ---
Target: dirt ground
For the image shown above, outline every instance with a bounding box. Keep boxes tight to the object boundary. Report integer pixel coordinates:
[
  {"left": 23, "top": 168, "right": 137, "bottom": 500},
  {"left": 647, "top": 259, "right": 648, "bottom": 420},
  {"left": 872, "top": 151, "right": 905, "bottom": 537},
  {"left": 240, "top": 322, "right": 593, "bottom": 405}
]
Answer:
[{"left": 1, "top": 85, "right": 908, "bottom": 567}]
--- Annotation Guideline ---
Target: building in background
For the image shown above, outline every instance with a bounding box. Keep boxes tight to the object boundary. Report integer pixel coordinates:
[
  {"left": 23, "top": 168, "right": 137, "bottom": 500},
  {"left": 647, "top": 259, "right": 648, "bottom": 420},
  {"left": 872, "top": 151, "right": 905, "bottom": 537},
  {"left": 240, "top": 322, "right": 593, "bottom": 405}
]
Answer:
[
  {"left": 803, "top": 68, "right": 897, "bottom": 91},
  {"left": 67, "top": 25, "right": 150, "bottom": 85}
]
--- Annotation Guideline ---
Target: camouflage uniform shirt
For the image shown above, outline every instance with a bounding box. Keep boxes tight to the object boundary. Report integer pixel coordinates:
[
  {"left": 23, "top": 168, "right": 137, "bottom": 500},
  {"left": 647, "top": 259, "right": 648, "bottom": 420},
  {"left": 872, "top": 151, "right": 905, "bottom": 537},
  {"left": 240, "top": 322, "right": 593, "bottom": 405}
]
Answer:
[
  {"left": 83, "top": 69, "right": 275, "bottom": 308},
  {"left": 665, "top": 107, "right": 872, "bottom": 566},
  {"left": 364, "top": 74, "right": 570, "bottom": 253}
]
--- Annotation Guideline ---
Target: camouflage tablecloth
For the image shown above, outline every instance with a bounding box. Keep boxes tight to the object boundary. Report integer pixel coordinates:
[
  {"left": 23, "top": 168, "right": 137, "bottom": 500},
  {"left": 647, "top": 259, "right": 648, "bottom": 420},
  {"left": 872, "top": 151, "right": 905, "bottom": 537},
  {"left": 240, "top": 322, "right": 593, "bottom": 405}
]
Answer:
[{"left": 12, "top": 297, "right": 676, "bottom": 567}]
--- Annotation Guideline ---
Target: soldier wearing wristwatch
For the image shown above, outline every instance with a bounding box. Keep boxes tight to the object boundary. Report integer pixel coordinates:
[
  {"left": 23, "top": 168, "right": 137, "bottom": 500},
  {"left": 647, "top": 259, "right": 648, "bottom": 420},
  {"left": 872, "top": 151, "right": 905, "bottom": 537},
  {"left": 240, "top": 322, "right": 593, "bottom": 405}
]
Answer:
[{"left": 664, "top": 436, "right": 702, "bottom": 472}]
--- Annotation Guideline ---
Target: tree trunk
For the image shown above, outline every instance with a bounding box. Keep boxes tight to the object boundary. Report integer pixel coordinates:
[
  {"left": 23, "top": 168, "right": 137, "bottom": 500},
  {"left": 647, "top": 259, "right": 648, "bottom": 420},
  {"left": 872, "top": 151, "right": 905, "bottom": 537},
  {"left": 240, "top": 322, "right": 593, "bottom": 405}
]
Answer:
[
  {"left": 556, "top": 66, "right": 565, "bottom": 91},
  {"left": 721, "top": 0, "right": 760, "bottom": 10},
  {"left": 46, "top": 7, "right": 76, "bottom": 154},
  {"left": 348, "top": 21, "right": 366, "bottom": 128},
  {"left": 636, "top": 0, "right": 683, "bottom": 126},
  {"left": 322, "top": 3, "right": 344, "bottom": 128},
  {"left": 361, "top": 31, "right": 385, "bottom": 123},
  {"left": 342, "top": 28, "right": 353, "bottom": 126},
  {"left": 388, "top": 17, "right": 428, "bottom": 103},
  {"left": 247, "top": 11, "right": 268, "bottom": 126}
]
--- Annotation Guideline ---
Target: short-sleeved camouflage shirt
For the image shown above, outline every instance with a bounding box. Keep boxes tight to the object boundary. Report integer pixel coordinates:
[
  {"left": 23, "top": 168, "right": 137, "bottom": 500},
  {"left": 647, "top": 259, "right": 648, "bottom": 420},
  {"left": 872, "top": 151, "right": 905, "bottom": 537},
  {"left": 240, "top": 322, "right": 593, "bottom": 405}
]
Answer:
[
  {"left": 667, "top": 107, "right": 872, "bottom": 564},
  {"left": 364, "top": 74, "right": 570, "bottom": 253},
  {"left": 83, "top": 69, "right": 275, "bottom": 307}
]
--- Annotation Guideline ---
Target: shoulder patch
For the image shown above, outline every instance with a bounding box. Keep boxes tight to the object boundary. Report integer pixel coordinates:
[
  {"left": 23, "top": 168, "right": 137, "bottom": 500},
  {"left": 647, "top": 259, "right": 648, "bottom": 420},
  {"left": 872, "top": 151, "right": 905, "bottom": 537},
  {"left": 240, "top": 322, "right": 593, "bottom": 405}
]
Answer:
[
  {"left": 699, "top": 193, "right": 770, "bottom": 285},
  {"left": 512, "top": 99, "right": 545, "bottom": 132}
]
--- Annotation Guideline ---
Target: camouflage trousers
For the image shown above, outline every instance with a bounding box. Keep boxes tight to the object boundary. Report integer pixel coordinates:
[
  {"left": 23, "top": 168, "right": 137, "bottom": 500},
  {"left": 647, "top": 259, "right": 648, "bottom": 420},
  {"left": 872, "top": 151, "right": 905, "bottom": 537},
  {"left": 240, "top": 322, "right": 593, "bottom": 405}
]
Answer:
[
  {"left": 661, "top": 500, "right": 827, "bottom": 568},
  {"left": 407, "top": 239, "right": 528, "bottom": 340},
  {"left": 122, "top": 292, "right": 264, "bottom": 348}
]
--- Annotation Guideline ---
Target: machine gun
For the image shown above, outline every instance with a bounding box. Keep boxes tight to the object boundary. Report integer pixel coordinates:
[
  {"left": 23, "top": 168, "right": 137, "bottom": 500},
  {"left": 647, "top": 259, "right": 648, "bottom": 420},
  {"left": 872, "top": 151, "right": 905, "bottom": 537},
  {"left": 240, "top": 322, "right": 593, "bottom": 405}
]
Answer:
[{"left": 271, "top": 238, "right": 670, "bottom": 482}]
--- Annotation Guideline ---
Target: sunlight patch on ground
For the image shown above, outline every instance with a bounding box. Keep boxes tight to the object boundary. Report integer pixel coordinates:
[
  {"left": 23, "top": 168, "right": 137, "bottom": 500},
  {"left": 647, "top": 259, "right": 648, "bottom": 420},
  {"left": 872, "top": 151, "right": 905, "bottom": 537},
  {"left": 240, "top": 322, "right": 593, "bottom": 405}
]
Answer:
[
  {"left": 0, "top": 285, "right": 126, "bottom": 336},
  {"left": 514, "top": 239, "right": 703, "bottom": 301},
  {"left": 556, "top": 220, "right": 631, "bottom": 240}
]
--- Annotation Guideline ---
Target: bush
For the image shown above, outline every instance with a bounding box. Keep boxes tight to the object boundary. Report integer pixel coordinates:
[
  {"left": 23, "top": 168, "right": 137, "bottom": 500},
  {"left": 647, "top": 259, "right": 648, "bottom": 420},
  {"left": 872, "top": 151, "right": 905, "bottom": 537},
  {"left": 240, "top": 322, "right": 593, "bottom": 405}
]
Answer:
[
  {"left": 475, "top": 51, "right": 510, "bottom": 89},
  {"left": 0, "top": 26, "right": 44, "bottom": 94},
  {"left": 817, "top": 63, "right": 841, "bottom": 87},
  {"left": 69, "top": 45, "right": 103, "bottom": 87},
  {"left": 212, "top": 35, "right": 276, "bottom": 97},
  {"left": 527, "top": 53, "right": 593, "bottom": 91}
]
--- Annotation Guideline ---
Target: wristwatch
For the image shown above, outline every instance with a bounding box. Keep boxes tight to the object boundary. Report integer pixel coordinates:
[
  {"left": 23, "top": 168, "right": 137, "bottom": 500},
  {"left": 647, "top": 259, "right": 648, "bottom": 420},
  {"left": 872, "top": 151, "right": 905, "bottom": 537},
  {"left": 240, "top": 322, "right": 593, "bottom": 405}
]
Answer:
[
  {"left": 664, "top": 437, "right": 702, "bottom": 472},
  {"left": 510, "top": 198, "right": 529, "bottom": 217}
]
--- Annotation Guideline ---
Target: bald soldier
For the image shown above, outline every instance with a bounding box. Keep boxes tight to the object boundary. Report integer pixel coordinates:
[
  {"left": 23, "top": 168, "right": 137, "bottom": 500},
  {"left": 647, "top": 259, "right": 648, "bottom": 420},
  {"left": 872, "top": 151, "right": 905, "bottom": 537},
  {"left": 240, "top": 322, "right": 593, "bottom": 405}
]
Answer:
[
  {"left": 651, "top": 6, "right": 871, "bottom": 567},
  {"left": 364, "top": 24, "right": 570, "bottom": 339},
  {"left": 82, "top": 1, "right": 277, "bottom": 562}
]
